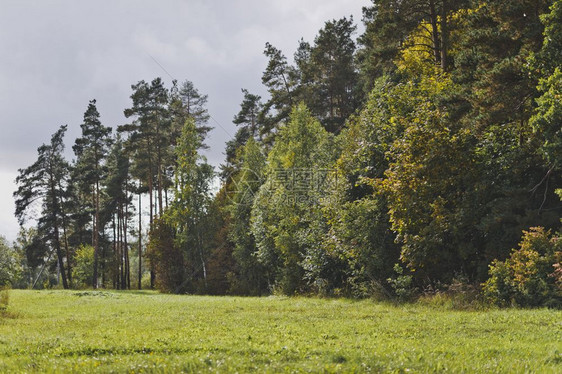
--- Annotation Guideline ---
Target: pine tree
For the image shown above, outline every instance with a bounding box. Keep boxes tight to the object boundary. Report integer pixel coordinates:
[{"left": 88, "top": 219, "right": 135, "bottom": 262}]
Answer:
[
  {"left": 221, "top": 89, "right": 266, "bottom": 180},
  {"left": 14, "top": 126, "right": 72, "bottom": 289},
  {"left": 175, "top": 80, "right": 212, "bottom": 148},
  {"left": 261, "top": 18, "right": 360, "bottom": 135},
  {"left": 260, "top": 42, "right": 299, "bottom": 134},
  {"left": 73, "top": 99, "right": 113, "bottom": 288},
  {"left": 104, "top": 137, "right": 133, "bottom": 289},
  {"left": 121, "top": 78, "right": 169, "bottom": 227},
  {"left": 304, "top": 17, "right": 359, "bottom": 133},
  {"left": 233, "top": 89, "right": 263, "bottom": 140}
]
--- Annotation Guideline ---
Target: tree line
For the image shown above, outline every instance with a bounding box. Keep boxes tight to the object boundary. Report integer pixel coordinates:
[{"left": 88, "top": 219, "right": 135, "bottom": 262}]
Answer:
[
  {"left": 12, "top": 79, "right": 211, "bottom": 290},
  {"left": 7, "top": 0, "right": 562, "bottom": 306}
]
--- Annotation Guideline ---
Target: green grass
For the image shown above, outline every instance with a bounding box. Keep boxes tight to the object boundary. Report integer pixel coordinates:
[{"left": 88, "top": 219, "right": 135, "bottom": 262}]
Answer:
[{"left": 0, "top": 290, "right": 561, "bottom": 373}]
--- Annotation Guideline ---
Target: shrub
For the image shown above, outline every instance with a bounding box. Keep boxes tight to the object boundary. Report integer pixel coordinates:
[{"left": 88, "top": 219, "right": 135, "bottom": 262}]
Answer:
[
  {"left": 0, "top": 287, "right": 9, "bottom": 313},
  {"left": 552, "top": 254, "right": 562, "bottom": 288},
  {"left": 483, "top": 227, "right": 562, "bottom": 307},
  {"left": 146, "top": 219, "right": 185, "bottom": 293},
  {"left": 141, "top": 272, "right": 152, "bottom": 290},
  {"left": 483, "top": 259, "right": 513, "bottom": 307},
  {"left": 419, "top": 275, "right": 485, "bottom": 310},
  {"left": 0, "top": 236, "right": 20, "bottom": 287},
  {"left": 387, "top": 264, "right": 417, "bottom": 301},
  {"left": 72, "top": 245, "right": 95, "bottom": 289}
]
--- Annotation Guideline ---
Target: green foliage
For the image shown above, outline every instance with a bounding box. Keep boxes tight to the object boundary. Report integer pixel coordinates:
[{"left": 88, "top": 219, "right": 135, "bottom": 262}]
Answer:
[
  {"left": 0, "top": 288, "right": 8, "bottom": 313},
  {"left": 531, "top": 67, "right": 562, "bottom": 165},
  {"left": 73, "top": 100, "right": 113, "bottom": 187},
  {"left": 140, "top": 272, "right": 152, "bottom": 290},
  {"left": 121, "top": 77, "right": 171, "bottom": 222},
  {"left": 155, "top": 118, "right": 215, "bottom": 293},
  {"left": 221, "top": 89, "right": 266, "bottom": 179},
  {"left": 227, "top": 138, "right": 268, "bottom": 295},
  {"left": 251, "top": 104, "right": 337, "bottom": 294},
  {"left": 73, "top": 99, "right": 113, "bottom": 288},
  {"left": 233, "top": 89, "right": 263, "bottom": 139},
  {"left": 301, "top": 16, "right": 360, "bottom": 133},
  {"left": 174, "top": 79, "right": 212, "bottom": 146},
  {"left": 221, "top": 127, "right": 252, "bottom": 180},
  {"left": 357, "top": 0, "right": 407, "bottom": 84},
  {"left": 322, "top": 78, "right": 404, "bottom": 297},
  {"left": 483, "top": 259, "right": 514, "bottom": 307},
  {"left": 240, "top": 0, "right": 562, "bottom": 296},
  {"left": 387, "top": 264, "right": 416, "bottom": 301},
  {"left": 260, "top": 42, "right": 296, "bottom": 135},
  {"left": 382, "top": 74, "right": 481, "bottom": 281},
  {"left": 0, "top": 236, "right": 20, "bottom": 287},
  {"left": 8, "top": 228, "right": 32, "bottom": 289},
  {"left": 483, "top": 227, "right": 562, "bottom": 307},
  {"left": 203, "top": 189, "right": 237, "bottom": 296},
  {"left": 261, "top": 17, "right": 360, "bottom": 135},
  {"left": 373, "top": 4, "right": 561, "bottom": 285},
  {"left": 14, "top": 126, "right": 72, "bottom": 289},
  {"left": 358, "top": 0, "right": 468, "bottom": 89},
  {"left": 530, "top": 1, "right": 562, "bottom": 167},
  {"left": 324, "top": 196, "right": 397, "bottom": 298},
  {"left": 103, "top": 136, "right": 133, "bottom": 290},
  {"left": 72, "top": 245, "right": 95, "bottom": 289},
  {"left": 9, "top": 0, "right": 562, "bottom": 304},
  {"left": 453, "top": 0, "right": 548, "bottom": 129},
  {"left": 146, "top": 218, "right": 185, "bottom": 293}
]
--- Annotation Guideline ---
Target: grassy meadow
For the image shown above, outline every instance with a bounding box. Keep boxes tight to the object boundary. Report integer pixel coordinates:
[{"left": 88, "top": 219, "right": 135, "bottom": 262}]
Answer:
[{"left": 0, "top": 290, "right": 561, "bottom": 373}]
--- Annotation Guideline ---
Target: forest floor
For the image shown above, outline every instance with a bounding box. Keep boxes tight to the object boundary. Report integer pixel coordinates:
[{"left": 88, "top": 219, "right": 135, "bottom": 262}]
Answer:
[{"left": 0, "top": 290, "right": 560, "bottom": 373}]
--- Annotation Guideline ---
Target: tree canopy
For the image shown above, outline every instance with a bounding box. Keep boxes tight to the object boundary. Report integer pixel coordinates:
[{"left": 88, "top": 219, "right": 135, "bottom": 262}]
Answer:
[{"left": 11, "top": 1, "right": 562, "bottom": 306}]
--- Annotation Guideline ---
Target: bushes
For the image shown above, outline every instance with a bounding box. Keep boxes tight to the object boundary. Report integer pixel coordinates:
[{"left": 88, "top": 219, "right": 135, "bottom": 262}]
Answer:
[
  {"left": 72, "top": 245, "right": 95, "bottom": 289},
  {"left": 483, "top": 227, "right": 562, "bottom": 308},
  {"left": 146, "top": 219, "right": 186, "bottom": 293},
  {"left": 387, "top": 264, "right": 416, "bottom": 301},
  {"left": 0, "top": 287, "right": 8, "bottom": 314},
  {"left": 418, "top": 275, "right": 485, "bottom": 310},
  {"left": 0, "top": 236, "right": 20, "bottom": 287}
]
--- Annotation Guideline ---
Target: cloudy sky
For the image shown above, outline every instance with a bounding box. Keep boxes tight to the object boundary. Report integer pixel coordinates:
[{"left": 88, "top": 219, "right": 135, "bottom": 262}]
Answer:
[{"left": 0, "top": 0, "right": 367, "bottom": 241}]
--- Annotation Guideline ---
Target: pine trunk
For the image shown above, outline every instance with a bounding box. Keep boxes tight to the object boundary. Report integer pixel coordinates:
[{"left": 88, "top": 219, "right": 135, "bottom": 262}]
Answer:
[
  {"left": 138, "top": 191, "right": 142, "bottom": 290},
  {"left": 429, "top": 0, "right": 441, "bottom": 67},
  {"left": 440, "top": 0, "right": 449, "bottom": 71}
]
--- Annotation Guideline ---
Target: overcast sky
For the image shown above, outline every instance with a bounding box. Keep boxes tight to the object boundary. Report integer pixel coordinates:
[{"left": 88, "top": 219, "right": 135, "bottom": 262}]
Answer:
[{"left": 0, "top": 0, "right": 367, "bottom": 242}]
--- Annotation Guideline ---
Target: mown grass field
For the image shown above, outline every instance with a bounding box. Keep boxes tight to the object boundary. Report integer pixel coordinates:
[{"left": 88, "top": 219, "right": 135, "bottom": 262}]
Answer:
[{"left": 0, "top": 290, "right": 560, "bottom": 373}]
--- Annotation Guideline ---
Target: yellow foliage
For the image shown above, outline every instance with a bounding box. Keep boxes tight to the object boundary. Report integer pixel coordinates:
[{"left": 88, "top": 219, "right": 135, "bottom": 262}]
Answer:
[{"left": 395, "top": 21, "right": 439, "bottom": 76}]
